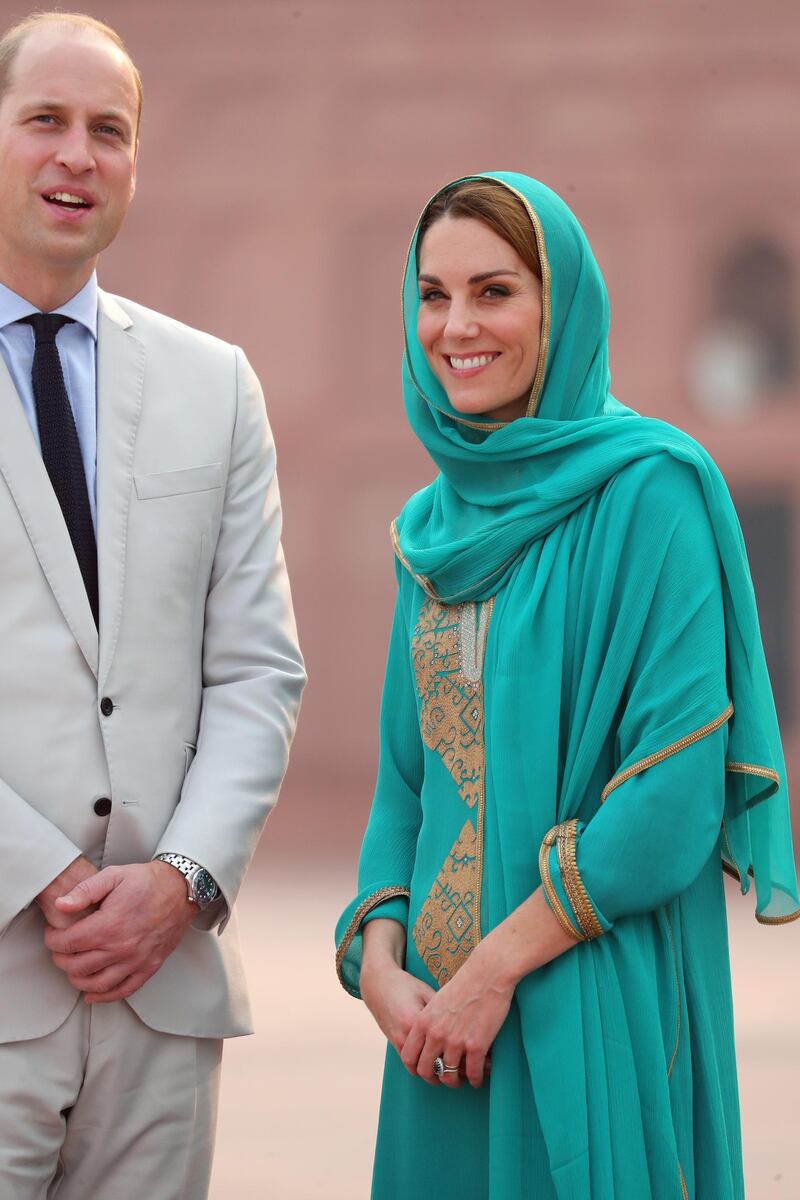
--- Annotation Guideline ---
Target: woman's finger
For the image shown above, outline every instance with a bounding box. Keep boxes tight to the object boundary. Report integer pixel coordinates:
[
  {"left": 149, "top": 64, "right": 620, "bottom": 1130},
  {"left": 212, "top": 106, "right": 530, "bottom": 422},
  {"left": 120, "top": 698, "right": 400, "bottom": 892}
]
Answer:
[
  {"left": 418, "top": 1031, "right": 448, "bottom": 1086},
  {"left": 400, "top": 1021, "right": 427, "bottom": 1079},
  {"left": 439, "top": 1044, "right": 464, "bottom": 1089},
  {"left": 464, "top": 1042, "right": 487, "bottom": 1088}
]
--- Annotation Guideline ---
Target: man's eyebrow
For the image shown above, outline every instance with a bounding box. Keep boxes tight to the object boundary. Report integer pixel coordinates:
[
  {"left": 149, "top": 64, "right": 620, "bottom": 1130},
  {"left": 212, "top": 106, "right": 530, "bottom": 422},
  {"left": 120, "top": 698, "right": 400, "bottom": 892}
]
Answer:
[
  {"left": 19, "top": 99, "right": 62, "bottom": 112},
  {"left": 21, "top": 100, "right": 132, "bottom": 129},
  {"left": 95, "top": 109, "right": 132, "bottom": 125},
  {"left": 417, "top": 269, "right": 521, "bottom": 285}
]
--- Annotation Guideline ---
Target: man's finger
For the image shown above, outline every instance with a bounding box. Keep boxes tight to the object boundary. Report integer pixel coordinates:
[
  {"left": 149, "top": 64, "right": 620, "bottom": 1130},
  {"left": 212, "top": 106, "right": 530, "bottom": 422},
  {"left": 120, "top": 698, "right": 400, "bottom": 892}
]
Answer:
[
  {"left": 85, "top": 970, "right": 149, "bottom": 1005},
  {"left": 54, "top": 868, "right": 119, "bottom": 913},
  {"left": 44, "top": 910, "right": 121, "bottom": 956},
  {"left": 51, "top": 948, "right": 117, "bottom": 976},
  {"left": 68, "top": 960, "right": 132, "bottom": 995}
]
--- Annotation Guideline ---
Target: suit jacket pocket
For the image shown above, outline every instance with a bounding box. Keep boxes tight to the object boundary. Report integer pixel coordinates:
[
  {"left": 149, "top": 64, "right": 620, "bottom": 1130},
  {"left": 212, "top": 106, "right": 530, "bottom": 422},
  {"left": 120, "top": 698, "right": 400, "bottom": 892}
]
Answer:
[{"left": 134, "top": 463, "right": 223, "bottom": 500}]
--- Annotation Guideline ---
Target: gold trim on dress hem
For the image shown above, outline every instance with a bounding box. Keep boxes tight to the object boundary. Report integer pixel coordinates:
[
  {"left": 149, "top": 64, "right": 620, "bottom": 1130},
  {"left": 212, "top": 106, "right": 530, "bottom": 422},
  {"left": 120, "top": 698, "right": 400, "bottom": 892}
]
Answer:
[
  {"left": 600, "top": 703, "right": 734, "bottom": 803},
  {"left": 663, "top": 908, "right": 681, "bottom": 1080},
  {"left": 721, "top": 859, "right": 743, "bottom": 882},
  {"left": 335, "top": 886, "right": 411, "bottom": 995},
  {"left": 721, "top": 856, "right": 800, "bottom": 924},
  {"left": 679, "top": 1162, "right": 688, "bottom": 1200},
  {"left": 724, "top": 760, "right": 779, "bottom": 788},
  {"left": 755, "top": 908, "right": 800, "bottom": 926}
]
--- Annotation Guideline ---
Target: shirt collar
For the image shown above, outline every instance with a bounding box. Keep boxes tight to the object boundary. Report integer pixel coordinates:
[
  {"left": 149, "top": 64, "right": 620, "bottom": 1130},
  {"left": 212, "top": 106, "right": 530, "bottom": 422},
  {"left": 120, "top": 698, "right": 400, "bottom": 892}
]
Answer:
[{"left": 0, "top": 272, "right": 98, "bottom": 340}]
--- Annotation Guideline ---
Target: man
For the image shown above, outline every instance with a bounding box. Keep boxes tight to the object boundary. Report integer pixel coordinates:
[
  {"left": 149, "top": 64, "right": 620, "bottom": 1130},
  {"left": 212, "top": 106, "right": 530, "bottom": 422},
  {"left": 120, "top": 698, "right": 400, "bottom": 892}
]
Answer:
[{"left": 0, "top": 12, "right": 306, "bottom": 1198}]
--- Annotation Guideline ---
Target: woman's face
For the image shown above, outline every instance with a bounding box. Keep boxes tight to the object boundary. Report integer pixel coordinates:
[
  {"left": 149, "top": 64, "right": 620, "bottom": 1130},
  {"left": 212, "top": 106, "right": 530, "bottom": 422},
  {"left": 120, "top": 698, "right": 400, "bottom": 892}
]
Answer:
[{"left": 416, "top": 215, "right": 542, "bottom": 422}]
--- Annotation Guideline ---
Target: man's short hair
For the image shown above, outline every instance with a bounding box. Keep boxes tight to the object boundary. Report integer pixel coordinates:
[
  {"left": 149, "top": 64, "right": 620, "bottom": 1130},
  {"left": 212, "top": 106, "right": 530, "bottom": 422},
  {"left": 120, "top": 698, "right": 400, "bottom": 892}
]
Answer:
[{"left": 0, "top": 11, "right": 142, "bottom": 133}]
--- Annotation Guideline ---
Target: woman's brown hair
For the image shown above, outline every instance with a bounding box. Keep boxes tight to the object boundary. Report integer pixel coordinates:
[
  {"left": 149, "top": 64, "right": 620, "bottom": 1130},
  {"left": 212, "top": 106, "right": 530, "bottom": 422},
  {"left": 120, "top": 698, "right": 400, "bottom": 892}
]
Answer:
[{"left": 416, "top": 179, "right": 541, "bottom": 280}]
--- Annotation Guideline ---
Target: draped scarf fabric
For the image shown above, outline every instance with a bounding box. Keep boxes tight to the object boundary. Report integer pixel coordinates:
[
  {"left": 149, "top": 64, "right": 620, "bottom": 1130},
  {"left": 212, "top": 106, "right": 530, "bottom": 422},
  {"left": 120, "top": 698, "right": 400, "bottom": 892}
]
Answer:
[{"left": 393, "top": 170, "right": 798, "bottom": 926}]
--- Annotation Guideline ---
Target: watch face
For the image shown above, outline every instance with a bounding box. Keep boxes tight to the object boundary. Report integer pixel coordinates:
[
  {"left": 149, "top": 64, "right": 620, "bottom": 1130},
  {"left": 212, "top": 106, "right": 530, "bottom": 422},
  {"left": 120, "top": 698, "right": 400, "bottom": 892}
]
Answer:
[{"left": 194, "top": 869, "right": 219, "bottom": 906}]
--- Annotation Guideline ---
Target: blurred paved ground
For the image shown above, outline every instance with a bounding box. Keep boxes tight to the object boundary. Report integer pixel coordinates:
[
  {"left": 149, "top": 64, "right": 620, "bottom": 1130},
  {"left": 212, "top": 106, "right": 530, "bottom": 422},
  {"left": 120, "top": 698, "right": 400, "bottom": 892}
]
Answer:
[{"left": 209, "top": 870, "right": 800, "bottom": 1199}]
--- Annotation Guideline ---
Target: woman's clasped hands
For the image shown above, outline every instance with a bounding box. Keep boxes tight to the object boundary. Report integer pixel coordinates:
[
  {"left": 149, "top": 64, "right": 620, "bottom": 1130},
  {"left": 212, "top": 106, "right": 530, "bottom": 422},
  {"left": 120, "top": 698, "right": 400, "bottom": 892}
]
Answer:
[{"left": 360, "top": 917, "right": 518, "bottom": 1091}]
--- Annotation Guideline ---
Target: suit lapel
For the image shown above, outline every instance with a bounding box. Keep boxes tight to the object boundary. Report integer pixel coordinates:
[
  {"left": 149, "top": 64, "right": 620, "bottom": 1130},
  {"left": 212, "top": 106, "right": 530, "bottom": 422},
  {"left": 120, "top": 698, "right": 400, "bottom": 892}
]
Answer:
[
  {"left": 0, "top": 353, "right": 99, "bottom": 676},
  {"left": 96, "top": 290, "right": 145, "bottom": 689}
]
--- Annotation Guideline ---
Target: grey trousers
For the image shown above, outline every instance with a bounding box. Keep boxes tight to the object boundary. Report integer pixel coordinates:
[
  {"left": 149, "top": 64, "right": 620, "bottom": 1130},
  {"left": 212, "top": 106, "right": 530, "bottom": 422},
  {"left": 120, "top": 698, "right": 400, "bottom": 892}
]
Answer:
[{"left": 0, "top": 999, "right": 223, "bottom": 1200}]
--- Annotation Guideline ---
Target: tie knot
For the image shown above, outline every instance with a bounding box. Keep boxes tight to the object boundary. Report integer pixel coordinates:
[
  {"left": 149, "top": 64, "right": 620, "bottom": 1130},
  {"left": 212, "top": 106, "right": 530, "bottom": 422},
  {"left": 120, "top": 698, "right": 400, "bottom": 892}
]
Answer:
[{"left": 22, "top": 312, "right": 75, "bottom": 345}]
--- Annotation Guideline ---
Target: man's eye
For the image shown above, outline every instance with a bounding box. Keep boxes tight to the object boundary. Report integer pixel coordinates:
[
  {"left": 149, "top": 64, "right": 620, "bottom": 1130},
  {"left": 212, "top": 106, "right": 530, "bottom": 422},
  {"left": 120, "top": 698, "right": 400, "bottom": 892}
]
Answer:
[
  {"left": 33, "top": 114, "right": 57, "bottom": 125},
  {"left": 97, "top": 125, "right": 122, "bottom": 137}
]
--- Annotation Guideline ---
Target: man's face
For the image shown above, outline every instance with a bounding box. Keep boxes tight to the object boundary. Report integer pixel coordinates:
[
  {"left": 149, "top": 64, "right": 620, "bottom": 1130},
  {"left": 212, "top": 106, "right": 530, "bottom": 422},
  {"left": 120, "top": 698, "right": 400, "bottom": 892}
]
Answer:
[{"left": 0, "top": 27, "right": 139, "bottom": 290}]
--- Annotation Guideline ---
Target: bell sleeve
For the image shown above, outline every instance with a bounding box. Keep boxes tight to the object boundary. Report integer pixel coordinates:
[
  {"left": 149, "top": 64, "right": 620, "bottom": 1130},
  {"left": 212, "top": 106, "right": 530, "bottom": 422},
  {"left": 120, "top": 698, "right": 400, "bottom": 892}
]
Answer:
[
  {"left": 335, "top": 581, "right": 422, "bottom": 997},
  {"left": 539, "top": 459, "right": 737, "bottom": 939}
]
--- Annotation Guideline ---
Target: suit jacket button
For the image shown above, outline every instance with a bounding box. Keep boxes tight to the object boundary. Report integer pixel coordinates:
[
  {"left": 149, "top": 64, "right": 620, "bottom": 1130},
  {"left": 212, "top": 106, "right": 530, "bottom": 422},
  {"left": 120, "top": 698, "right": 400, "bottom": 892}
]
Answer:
[
  {"left": 100, "top": 697, "right": 114, "bottom": 717},
  {"left": 94, "top": 797, "right": 112, "bottom": 816}
]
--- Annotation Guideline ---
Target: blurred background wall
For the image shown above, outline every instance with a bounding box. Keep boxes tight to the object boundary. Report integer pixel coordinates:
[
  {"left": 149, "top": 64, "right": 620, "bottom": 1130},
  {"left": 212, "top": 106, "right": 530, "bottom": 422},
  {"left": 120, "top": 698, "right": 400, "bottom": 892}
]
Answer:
[
  {"left": 41, "top": 0, "right": 796, "bottom": 857},
  {"left": 1, "top": 0, "right": 797, "bottom": 1193}
]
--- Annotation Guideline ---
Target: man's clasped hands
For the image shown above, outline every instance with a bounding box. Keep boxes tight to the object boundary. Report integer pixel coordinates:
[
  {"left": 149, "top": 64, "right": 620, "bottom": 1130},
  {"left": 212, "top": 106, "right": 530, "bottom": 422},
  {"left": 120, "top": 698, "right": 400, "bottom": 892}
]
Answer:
[{"left": 35, "top": 856, "right": 198, "bottom": 1005}]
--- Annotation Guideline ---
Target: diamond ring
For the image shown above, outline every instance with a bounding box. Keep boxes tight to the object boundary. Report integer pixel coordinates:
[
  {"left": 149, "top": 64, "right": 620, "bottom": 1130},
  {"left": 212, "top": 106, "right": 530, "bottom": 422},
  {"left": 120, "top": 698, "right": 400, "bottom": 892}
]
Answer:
[{"left": 433, "top": 1056, "right": 460, "bottom": 1079}]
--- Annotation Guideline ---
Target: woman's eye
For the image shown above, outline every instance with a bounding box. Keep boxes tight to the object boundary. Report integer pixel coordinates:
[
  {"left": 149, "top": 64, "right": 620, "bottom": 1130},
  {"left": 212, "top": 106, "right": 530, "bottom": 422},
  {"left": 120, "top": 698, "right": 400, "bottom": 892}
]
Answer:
[
  {"left": 482, "top": 285, "right": 510, "bottom": 298},
  {"left": 419, "top": 289, "right": 445, "bottom": 303}
]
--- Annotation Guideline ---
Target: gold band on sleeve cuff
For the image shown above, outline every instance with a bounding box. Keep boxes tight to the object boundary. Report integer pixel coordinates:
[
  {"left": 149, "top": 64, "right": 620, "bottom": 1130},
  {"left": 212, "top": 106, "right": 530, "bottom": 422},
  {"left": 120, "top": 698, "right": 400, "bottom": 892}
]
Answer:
[
  {"left": 335, "top": 886, "right": 411, "bottom": 994},
  {"left": 539, "top": 825, "right": 583, "bottom": 942},
  {"left": 556, "top": 819, "right": 605, "bottom": 940},
  {"left": 540, "top": 821, "right": 605, "bottom": 942}
]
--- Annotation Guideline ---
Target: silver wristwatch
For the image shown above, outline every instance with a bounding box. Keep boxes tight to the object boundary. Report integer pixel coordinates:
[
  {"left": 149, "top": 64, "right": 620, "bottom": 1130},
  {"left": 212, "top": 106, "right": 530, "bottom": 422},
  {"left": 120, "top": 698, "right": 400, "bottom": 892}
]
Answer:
[{"left": 154, "top": 852, "right": 220, "bottom": 909}]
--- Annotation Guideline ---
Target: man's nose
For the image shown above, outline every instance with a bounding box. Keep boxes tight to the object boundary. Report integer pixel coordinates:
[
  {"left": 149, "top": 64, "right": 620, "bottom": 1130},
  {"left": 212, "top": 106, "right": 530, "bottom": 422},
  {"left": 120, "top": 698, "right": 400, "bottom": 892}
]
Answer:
[{"left": 54, "top": 126, "right": 95, "bottom": 174}]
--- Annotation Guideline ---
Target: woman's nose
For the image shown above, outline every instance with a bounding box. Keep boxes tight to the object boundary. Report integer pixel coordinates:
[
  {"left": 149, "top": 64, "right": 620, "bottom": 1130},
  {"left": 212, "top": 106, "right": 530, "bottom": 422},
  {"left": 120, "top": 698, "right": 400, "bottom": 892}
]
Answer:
[{"left": 443, "top": 301, "right": 479, "bottom": 340}]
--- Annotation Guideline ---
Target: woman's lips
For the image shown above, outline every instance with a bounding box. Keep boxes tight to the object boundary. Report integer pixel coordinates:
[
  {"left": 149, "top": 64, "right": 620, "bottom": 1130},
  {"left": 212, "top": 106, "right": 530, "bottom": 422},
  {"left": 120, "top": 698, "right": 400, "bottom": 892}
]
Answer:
[{"left": 443, "top": 352, "right": 500, "bottom": 379}]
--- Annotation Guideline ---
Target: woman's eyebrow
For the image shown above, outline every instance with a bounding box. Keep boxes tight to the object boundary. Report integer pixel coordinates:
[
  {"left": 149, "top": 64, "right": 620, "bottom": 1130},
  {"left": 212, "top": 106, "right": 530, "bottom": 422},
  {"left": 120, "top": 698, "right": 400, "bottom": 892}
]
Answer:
[{"left": 417, "top": 270, "right": 521, "bottom": 284}]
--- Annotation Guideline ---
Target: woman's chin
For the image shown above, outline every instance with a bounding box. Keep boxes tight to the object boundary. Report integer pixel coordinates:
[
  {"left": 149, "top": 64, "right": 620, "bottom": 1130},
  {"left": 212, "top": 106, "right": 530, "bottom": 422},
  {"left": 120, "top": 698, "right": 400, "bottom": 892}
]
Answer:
[{"left": 446, "top": 391, "right": 528, "bottom": 423}]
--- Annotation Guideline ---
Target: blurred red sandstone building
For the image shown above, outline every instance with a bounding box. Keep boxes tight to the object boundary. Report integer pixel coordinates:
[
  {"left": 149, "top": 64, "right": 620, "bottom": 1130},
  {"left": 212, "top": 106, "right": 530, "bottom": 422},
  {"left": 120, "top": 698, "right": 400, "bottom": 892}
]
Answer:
[{"left": 77, "top": 0, "right": 799, "bottom": 845}]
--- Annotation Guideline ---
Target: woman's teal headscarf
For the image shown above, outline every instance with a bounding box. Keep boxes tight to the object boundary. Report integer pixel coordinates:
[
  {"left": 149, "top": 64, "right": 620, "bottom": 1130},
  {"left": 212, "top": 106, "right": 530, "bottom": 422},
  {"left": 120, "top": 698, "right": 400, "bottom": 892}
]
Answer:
[{"left": 393, "top": 170, "right": 798, "bottom": 922}]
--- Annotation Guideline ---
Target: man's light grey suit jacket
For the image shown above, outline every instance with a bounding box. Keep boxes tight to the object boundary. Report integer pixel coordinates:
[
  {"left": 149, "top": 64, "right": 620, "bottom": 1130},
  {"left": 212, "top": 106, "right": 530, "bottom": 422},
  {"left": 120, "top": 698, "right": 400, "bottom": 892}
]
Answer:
[{"left": 0, "top": 290, "right": 306, "bottom": 1043}]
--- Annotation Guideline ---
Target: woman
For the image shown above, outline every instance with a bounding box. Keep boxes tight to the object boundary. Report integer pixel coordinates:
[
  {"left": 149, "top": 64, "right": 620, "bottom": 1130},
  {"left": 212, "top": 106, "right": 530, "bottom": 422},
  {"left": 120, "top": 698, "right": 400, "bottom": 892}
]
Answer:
[{"left": 335, "top": 172, "right": 799, "bottom": 1199}]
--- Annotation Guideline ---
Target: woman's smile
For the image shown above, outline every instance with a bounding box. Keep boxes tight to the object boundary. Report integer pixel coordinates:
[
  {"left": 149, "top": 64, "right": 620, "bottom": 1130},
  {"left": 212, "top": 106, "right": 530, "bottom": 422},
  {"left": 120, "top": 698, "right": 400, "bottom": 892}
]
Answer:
[
  {"left": 444, "top": 351, "right": 501, "bottom": 377},
  {"left": 417, "top": 214, "right": 542, "bottom": 422}
]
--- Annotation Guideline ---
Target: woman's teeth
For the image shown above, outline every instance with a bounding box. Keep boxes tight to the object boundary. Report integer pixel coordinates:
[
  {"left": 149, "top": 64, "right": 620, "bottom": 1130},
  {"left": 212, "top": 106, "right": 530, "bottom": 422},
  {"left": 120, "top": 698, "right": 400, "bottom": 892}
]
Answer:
[{"left": 448, "top": 353, "right": 498, "bottom": 370}]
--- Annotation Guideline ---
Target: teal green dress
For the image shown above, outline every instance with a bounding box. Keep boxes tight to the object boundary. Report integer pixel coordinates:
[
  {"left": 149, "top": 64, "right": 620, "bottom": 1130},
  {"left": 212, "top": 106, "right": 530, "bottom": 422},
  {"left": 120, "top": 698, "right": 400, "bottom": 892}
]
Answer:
[{"left": 336, "top": 173, "right": 799, "bottom": 1200}]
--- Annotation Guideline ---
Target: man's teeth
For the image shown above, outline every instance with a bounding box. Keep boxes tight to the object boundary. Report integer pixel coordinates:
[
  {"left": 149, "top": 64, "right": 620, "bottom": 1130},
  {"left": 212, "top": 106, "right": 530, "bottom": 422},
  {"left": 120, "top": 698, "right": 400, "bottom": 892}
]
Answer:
[
  {"left": 47, "top": 192, "right": 89, "bottom": 206},
  {"left": 449, "top": 354, "right": 497, "bottom": 370}
]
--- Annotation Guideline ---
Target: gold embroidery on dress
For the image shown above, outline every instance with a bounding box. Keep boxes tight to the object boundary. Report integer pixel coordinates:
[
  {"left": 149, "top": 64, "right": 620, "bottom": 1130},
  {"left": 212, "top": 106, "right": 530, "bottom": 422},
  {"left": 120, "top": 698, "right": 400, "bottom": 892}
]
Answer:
[
  {"left": 413, "top": 820, "right": 480, "bottom": 986},
  {"left": 411, "top": 598, "right": 493, "bottom": 985}
]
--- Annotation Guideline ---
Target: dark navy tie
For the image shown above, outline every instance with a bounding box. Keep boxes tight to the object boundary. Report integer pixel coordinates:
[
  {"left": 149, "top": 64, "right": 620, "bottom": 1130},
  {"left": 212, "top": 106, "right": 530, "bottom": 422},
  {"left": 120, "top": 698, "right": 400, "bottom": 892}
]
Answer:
[{"left": 22, "top": 313, "right": 99, "bottom": 626}]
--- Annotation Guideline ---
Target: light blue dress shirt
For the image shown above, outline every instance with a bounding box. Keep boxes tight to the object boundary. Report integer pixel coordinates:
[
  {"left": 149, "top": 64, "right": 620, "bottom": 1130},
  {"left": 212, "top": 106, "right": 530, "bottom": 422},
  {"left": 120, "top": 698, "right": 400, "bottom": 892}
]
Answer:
[{"left": 0, "top": 273, "right": 98, "bottom": 530}]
